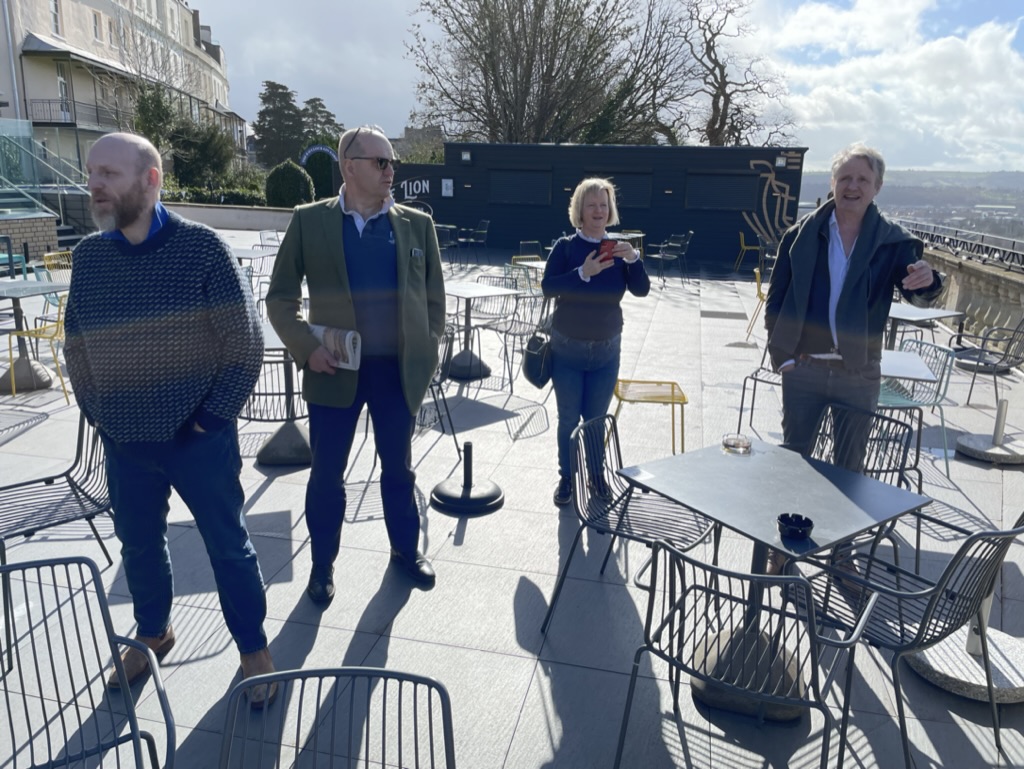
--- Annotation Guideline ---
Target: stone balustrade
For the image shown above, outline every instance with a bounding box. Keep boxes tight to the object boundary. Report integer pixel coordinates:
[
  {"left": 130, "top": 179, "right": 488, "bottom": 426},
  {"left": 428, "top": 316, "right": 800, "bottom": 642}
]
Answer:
[{"left": 925, "top": 248, "right": 1024, "bottom": 341}]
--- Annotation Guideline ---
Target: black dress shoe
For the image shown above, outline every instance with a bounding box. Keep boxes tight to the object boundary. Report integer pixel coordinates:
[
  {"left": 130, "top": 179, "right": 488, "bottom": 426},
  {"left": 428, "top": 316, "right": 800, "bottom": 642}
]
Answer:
[
  {"left": 306, "top": 564, "right": 335, "bottom": 605},
  {"left": 390, "top": 549, "right": 436, "bottom": 586}
]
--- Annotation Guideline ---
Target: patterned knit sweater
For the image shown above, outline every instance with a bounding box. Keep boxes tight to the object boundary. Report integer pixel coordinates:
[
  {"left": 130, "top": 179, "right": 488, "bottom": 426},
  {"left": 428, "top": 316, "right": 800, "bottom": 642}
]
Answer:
[{"left": 64, "top": 213, "right": 263, "bottom": 443}]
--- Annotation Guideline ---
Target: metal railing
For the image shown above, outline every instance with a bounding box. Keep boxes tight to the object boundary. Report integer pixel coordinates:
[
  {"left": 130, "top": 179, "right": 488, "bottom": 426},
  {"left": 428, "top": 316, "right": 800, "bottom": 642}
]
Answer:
[
  {"left": 895, "top": 218, "right": 1024, "bottom": 273},
  {"left": 28, "top": 98, "right": 131, "bottom": 131}
]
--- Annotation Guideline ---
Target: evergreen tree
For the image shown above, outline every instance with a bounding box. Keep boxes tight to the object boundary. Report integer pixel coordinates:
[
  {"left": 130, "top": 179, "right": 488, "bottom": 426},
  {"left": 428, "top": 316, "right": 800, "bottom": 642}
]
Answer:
[
  {"left": 301, "top": 98, "right": 344, "bottom": 144},
  {"left": 252, "top": 81, "right": 304, "bottom": 167}
]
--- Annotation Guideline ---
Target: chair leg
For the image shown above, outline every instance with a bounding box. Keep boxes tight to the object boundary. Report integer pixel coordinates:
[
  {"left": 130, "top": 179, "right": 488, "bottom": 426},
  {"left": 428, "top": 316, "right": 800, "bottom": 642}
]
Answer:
[
  {"left": 599, "top": 534, "right": 617, "bottom": 574},
  {"left": 50, "top": 340, "right": 70, "bottom": 405},
  {"left": 966, "top": 368, "right": 979, "bottom": 405},
  {"left": 436, "top": 388, "right": 462, "bottom": 460},
  {"left": 837, "top": 644, "right": 858, "bottom": 769},
  {"left": 612, "top": 647, "right": 647, "bottom": 769},
  {"left": 978, "top": 611, "right": 1003, "bottom": 754},
  {"left": 541, "top": 526, "right": 584, "bottom": 634},
  {"left": 937, "top": 405, "right": 950, "bottom": 478},
  {"left": 890, "top": 654, "right": 915, "bottom": 769}
]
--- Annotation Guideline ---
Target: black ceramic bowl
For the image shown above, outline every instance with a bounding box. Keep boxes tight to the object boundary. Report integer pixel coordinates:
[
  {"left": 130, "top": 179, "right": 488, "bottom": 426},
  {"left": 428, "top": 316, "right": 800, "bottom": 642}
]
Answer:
[{"left": 777, "top": 513, "right": 814, "bottom": 540}]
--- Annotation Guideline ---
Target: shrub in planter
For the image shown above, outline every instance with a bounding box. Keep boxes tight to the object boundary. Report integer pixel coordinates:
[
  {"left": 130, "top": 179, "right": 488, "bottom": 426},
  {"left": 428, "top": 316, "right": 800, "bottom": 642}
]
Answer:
[{"left": 265, "top": 160, "right": 315, "bottom": 208}]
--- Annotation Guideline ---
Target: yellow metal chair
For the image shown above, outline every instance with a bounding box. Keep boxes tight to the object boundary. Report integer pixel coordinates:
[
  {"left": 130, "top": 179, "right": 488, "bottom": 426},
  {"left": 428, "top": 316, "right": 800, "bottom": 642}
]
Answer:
[
  {"left": 8, "top": 293, "right": 70, "bottom": 404},
  {"left": 43, "top": 250, "right": 73, "bottom": 284},
  {"left": 613, "top": 379, "right": 687, "bottom": 454},
  {"left": 733, "top": 231, "right": 761, "bottom": 272},
  {"left": 745, "top": 266, "right": 767, "bottom": 339}
]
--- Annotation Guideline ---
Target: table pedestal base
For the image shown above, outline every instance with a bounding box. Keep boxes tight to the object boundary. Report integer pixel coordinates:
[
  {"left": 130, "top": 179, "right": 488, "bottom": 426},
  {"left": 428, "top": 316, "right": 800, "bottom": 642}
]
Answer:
[
  {"left": 690, "top": 626, "right": 805, "bottom": 721},
  {"left": 955, "top": 433, "right": 1024, "bottom": 465},
  {"left": 449, "top": 349, "right": 491, "bottom": 381},
  {"left": 907, "top": 627, "right": 1024, "bottom": 703},
  {"left": 256, "top": 421, "right": 311, "bottom": 466},
  {"left": 0, "top": 357, "right": 54, "bottom": 393},
  {"left": 430, "top": 442, "right": 503, "bottom": 516}
]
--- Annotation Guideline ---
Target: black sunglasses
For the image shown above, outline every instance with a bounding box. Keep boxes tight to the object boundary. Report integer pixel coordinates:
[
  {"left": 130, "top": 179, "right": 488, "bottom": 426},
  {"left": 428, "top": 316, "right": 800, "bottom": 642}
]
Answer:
[{"left": 349, "top": 156, "right": 401, "bottom": 171}]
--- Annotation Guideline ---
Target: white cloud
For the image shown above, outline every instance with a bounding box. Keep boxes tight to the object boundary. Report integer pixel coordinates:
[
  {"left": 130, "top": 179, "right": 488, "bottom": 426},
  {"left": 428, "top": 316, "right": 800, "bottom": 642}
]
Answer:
[{"left": 751, "top": 1, "right": 1024, "bottom": 170}]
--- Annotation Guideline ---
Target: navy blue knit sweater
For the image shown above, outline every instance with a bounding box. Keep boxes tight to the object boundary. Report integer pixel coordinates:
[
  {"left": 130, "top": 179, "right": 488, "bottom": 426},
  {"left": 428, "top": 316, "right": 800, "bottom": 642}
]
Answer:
[
  {"left": 541, "top": 233, "right": 651, "bottom": 340},
  {"left": 65, "top": 213, "right": 263, "bottom": 443}
]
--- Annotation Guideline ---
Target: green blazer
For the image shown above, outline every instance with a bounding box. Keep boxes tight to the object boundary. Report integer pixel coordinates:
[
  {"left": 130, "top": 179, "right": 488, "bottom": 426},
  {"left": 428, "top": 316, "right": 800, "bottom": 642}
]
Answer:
[{"left": 266, "top": 198, "right": 446, "bottom": 414}]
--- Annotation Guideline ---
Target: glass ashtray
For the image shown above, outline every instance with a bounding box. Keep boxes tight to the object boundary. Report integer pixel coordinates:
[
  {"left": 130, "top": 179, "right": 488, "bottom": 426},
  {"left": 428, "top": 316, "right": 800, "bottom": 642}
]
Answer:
[{"left": 722, "top": 433, "right": 752, "bottom": 454}]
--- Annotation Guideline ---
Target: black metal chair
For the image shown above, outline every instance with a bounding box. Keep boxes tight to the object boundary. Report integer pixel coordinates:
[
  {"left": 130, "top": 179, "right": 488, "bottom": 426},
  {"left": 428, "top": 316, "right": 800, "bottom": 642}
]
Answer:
[
  {"left": 485, "top": 293, "right": 548, "bottom": 394},
  {"left": 219, "top": 667, "right": 456, "bottom": 769},
  {"left": 614, "top": 540, "right": 877, "bottom": 769},
  {"left": 240, "top": 349, "right": 308, "bottom": 425},
  {"left": 541, "top": 414, "right": 716, "bottom": 634},
  {"left": 1, "top": 556, "right": 176, "bottom": 768},
  {"left": 457, "top": 219, "right": 489, "bottom": 263},
  {"left": 793, "top": 510, "right": 1024, "bottom": 769},
  {"left": 736, "top": 343, "right": 782, "bottom": 433},
  {"left": 421, "top": 324, "right": 462, "bottom": 458},
  {"left": 806, "top": 403, "right": 915, "bottom": 490},
  {"left": 949, "top": 316, "right": 1024, "bottom": 405},
  {"left": 0, "top": 412, "right": 112, "bottom": 567}
]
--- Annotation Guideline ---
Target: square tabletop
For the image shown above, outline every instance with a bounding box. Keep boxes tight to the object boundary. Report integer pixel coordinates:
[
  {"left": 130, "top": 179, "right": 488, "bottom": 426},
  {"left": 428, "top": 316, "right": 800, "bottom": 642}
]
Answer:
[
  {"left": 618, "top": 439, "right": 930, "bottom": 560},
  {"left": 881, "top": 349, "right": 937, "bottom": 382},
  {"left": 887, "top": 304, "right": 963, "bottom": 324}
]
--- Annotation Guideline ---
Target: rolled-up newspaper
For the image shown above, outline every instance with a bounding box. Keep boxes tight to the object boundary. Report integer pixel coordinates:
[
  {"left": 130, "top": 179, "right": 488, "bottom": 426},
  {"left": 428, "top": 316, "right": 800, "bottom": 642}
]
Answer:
[{"left": 309, "top": 324, "right": 361, "bottom": 370}]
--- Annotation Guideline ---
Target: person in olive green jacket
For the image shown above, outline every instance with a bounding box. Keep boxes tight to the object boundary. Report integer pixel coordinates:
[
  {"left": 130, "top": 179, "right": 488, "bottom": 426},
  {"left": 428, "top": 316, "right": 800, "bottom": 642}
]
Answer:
[{"left": 267, "top": 125, "right": 446, "bottom": 605}]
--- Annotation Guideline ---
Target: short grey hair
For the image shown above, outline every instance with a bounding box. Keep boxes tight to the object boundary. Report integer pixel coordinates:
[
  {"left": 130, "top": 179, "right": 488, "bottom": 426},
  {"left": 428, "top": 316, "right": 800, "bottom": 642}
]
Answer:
[{"left": 831, "top": 143, "right": 885, "bottom": 186}]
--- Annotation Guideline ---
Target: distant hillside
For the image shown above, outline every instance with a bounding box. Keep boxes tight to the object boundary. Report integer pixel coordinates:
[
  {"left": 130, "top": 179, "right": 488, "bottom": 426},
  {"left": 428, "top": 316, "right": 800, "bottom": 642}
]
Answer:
[{"left": 799, "top": 171, "right": 1024, "bottom": 209}]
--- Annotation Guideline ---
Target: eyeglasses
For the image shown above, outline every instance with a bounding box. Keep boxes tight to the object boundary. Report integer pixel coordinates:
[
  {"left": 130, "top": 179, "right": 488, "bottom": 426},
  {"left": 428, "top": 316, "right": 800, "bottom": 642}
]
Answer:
[
  {"left": 341, "top": 123, "right": 386, "bottom": 160},
  {"left": 348, "top": 156, "right": 401, "bottom": 171}
]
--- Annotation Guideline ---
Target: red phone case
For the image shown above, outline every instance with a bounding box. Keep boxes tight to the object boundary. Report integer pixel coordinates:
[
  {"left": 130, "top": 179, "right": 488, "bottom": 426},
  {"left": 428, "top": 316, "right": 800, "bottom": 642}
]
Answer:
[{"left": 599, "top": 240, "right": 615, "bottom": 262}]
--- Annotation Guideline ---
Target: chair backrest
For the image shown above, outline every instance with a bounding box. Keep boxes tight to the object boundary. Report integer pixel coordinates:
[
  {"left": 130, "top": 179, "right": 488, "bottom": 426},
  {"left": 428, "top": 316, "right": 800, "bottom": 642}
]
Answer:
[
  {"left": 259, "top": 229, "right": 281, "bottom": 245},
  {"left": 43, "top": 249, "right": 73, "bottom": 284},
  {"left": 1, "top": 556, "right": 176, "bottom": 769},
  {"left": 519, "top": 240, "right": 542, "bottom": 257},
  {"left": 435, "top": 323, "right": 456, "bottom": 383},
  {"left": 240, "top": 349, "right": 308, "bottom": 423},
  {"left": 474, "top": 274, "right": 517, "bottom": 319},
  {"left": 998, "top": 317, "right": 1024, "bottom": 365},
  {"left": 571, "top": 414, "right": 629, "bottom": 524},
  {"left": 219, "top": 667, "right": 456, "bottom": 769},
  {"left": 807, "top": 402, "right": 913, "bottom": 487},
  {"left": 643, "top": 539, "right": 829, "bottom": 707},
  {"left": 69, "top": 412, "right": 110, "bottom": 505},
  {"left": 671, "top": 231, "right": 694, "bottom": 253},
  {"left": 513, "top": 293, "right": 548, "bottom": 329},
  {"left": 32, "top": 265, "right": 62, "bottom": 309},
  {"left": 895, "top": 338, "right": 955, "bottom": 405},
  {"left": 915, "top": 510, "right": 1024, "bottom": 648}
]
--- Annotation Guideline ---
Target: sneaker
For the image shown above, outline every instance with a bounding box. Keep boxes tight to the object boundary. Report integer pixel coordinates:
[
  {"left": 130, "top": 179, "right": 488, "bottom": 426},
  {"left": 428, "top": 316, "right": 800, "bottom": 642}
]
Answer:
[{"left": 553, "top": 476, "right": 572, "bottom": 505}]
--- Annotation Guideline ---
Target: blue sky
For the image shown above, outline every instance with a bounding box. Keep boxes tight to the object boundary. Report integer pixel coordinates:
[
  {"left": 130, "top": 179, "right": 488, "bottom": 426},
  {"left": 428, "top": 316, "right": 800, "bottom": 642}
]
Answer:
[{"left": 198, "top": 0, "right": 1024, "bottom": 172}]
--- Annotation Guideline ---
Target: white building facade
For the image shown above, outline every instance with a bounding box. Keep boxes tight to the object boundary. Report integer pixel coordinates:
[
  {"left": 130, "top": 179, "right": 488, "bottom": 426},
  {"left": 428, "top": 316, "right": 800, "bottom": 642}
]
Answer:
[{"left": 0, "top": 0, "right": 244, "bottom": 174}]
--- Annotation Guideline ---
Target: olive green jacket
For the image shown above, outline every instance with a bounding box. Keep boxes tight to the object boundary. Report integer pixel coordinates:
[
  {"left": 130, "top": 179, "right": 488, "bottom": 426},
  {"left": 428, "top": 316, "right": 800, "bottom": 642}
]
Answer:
[{"left": 266, "top": 198, "right": 446, "bottom": 414}]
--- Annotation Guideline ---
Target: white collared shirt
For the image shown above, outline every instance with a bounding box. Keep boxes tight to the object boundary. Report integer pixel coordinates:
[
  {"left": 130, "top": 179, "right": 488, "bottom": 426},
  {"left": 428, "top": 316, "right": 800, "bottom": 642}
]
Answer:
[
  {"left": 339, "top": 184, "right": 395, "bottom": 236},
  {"left": 827, "top": 211, "right": 855, "bottom": 349}
]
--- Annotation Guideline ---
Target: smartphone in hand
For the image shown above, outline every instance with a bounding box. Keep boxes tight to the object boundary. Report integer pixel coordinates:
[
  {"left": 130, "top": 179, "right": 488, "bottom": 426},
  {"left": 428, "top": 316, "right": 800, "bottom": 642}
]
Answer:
[{"left": 598, "top": 239, "right": 616, "bottom": 263}]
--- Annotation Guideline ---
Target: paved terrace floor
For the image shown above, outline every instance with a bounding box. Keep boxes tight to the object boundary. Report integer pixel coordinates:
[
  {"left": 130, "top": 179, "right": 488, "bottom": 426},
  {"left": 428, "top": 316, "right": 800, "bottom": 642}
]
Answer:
[{"left": 1, "top": 237, "right": 1023, "bottom": 769}]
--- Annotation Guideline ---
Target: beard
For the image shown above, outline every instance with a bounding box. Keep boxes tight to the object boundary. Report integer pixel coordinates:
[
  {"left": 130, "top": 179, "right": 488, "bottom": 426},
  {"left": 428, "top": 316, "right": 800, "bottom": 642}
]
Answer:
[{"left": 90, "top": 178, "right": 149, "bottom": 233}]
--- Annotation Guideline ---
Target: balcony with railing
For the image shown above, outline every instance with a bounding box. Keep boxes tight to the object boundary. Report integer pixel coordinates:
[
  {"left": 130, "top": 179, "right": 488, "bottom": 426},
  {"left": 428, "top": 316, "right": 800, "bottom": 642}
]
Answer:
[{"left": 28, "top": 99, "right": 131, "bottom": 131}]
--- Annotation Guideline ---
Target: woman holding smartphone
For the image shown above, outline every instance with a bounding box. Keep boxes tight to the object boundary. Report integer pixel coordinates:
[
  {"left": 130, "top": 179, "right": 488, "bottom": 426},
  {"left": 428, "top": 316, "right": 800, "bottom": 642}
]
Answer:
[{"left": 542, "top": 177, "right": 651, "bottom": 505}]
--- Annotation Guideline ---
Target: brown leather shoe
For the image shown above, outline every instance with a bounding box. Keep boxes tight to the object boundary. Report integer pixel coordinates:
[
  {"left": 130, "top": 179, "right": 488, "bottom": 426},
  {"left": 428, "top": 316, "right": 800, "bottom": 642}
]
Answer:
[
  {"left": 240, "top": 647, "right": 278, "bottom": 710},
  {"left": 108, "top": 626, "right": 176, "bottom": 688}
]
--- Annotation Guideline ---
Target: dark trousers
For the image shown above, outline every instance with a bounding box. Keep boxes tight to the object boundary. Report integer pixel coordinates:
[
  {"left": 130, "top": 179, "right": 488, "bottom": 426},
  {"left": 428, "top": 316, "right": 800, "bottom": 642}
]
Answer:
[
  {"left": 102, "top": 423, "right": 268, "bottom": 653},
  {"left": 305, "top": 358, "right": 420, "bottom": 567},
  {"left": 780, "top": 359, "right": 881, "bottom": 469}
]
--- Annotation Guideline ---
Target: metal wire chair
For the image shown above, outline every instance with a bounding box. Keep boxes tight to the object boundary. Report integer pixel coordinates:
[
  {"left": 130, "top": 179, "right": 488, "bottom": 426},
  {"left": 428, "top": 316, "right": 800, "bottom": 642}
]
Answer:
[
  {"left": 1, "top": 556, "right": 176, "bottom": 768},
  {"left": 219, "top": 667, "right": 456, "bottom": 769},
  {"left": 614, "top": 540, "right": 876, "bottom": 769},
  {"left": 541, "top": 414, "right": 717, "bottom": 634},
  {"left": 794, "top": 510, "right": 1024, "bottom": 769}
]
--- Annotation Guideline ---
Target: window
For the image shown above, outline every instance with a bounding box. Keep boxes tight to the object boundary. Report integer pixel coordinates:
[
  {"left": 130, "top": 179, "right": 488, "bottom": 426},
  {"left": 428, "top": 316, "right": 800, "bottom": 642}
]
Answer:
[
  {"left": 684, "top": 173, "right": 760, "bottom": 210},
  {"left": 93, "top": 12, "right": 101, "bottom": 40},
  {"left": 108, "top": 18, "right": 116, "bottom": 46},
  {"left": 49, "top": 0, "right": 61, "bottom": 35}
]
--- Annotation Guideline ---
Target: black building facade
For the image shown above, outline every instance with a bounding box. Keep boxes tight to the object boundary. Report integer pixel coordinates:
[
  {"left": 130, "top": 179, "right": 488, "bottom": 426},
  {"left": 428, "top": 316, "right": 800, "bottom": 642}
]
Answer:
[{"left": 392, "top": 142, "right": 807, "bottom": 271}]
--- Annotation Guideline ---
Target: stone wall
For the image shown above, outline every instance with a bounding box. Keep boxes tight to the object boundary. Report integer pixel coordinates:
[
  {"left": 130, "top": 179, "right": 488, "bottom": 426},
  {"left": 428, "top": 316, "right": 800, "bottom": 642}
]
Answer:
[
  {"left": 0, "top": 213, "right": 59, "bottom": 261},
  {"left": 925, "top": 248, "right": 1024, "bottom": 338}
]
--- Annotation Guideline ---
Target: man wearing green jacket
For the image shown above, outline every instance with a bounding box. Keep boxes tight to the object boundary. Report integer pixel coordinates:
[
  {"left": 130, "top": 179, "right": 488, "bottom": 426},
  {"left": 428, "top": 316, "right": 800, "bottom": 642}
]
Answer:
[{"left": 267, "top": 125, "right": 446, "bottom": 605}]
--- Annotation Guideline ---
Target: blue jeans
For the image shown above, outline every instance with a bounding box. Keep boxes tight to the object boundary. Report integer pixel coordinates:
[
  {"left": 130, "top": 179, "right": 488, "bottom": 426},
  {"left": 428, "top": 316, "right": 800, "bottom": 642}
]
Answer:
[
  {"left": 780, "top": 359, "right": 881, "bottom": 470},
  {"left": 551, "top": 329, "right": 621, "bottom": 478},
  {"left": 102, "top": 422, "right": 268, "bottom": 653},
  {"left": 305, "top": 358, "right": 420, "bottom": 567}
]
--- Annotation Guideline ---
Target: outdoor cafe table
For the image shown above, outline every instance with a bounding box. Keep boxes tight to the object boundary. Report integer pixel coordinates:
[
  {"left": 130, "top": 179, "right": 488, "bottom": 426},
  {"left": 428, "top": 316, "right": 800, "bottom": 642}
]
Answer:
[
  {"left": 444, "top": 280, "right": 520, "bottom": 381},
  {"left": 618, "top": 438, "right": 930, "bottom": 714},
  {"left": 886, "top": 304, "right": 963, "bottom": 350},
  {"left": 881, "top": 348, "right": 937, "bottom": 382},
  {"left": 0, "top": 278, "right": 70, "bottom": 394}
]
